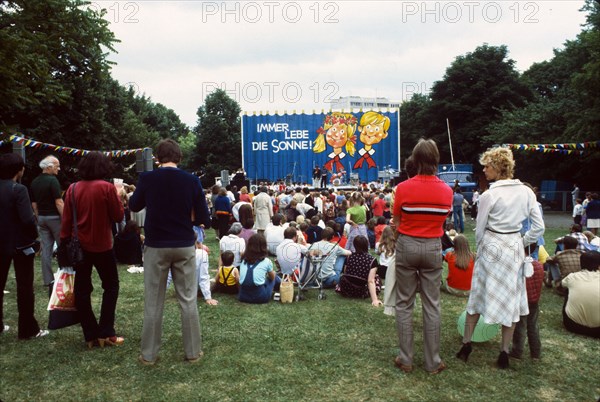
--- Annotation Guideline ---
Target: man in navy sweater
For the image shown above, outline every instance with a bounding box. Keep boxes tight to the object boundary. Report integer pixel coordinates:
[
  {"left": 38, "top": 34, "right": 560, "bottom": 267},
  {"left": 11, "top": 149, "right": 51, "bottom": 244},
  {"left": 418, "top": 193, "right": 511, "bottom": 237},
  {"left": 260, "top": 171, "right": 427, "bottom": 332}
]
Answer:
[{"left": 130, "top": 139, "right": 211, "bottom": 365}]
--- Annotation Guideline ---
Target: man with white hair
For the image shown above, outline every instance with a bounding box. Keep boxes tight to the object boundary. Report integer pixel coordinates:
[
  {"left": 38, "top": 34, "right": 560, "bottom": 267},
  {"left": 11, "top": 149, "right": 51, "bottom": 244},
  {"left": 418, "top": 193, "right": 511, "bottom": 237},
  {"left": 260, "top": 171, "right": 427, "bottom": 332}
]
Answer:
[
  {"left": 30, "top": 155, "right": 63, "bottom": 287},
  {"left": 219, "top": 223, "right": 246, "bottom": 268}
]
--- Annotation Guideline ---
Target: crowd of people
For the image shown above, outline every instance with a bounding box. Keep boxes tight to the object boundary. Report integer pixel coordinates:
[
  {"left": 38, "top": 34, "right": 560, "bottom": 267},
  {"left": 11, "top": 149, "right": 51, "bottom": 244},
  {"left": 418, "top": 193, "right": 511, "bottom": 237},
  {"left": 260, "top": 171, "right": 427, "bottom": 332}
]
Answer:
[{"left": 1, "top": 137, "right": 599, "bottom": 371}]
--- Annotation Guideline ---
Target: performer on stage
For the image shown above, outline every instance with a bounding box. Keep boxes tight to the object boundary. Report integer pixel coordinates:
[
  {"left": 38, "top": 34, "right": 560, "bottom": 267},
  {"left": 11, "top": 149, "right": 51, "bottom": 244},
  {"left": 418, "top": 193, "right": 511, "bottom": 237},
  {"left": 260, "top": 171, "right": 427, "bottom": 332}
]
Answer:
[
  {"left": 313, "top": 166, "right": 322, "bottom": 188},
  {"left": 321, "top": 165, "right": 328, "bottom": 188}
]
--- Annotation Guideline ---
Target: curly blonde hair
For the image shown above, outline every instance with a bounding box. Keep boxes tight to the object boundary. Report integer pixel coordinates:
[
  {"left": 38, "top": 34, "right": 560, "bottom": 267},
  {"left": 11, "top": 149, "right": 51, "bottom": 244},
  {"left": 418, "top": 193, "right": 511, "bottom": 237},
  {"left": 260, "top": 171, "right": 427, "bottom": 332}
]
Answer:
[{"left": 479, "top": 147, "right": 515, "bottom": 179}]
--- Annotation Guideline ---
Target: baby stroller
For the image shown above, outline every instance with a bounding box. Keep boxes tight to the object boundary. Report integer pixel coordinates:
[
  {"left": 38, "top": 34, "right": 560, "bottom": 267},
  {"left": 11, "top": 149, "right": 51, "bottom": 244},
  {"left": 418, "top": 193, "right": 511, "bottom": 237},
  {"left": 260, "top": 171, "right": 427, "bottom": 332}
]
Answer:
[{"left": 295, "top": 241, "right": 340, "bottom": 301}]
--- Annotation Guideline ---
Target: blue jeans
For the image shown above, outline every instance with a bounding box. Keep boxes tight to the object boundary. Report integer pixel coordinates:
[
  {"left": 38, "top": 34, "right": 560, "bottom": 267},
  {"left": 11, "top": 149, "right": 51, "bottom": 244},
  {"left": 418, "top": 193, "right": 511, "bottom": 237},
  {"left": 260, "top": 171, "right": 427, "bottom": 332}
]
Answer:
[
  {"left": 453, "top": 206, "right": 464, "bottom": 233},
  {"left": 322, "top": 273, "right": 340, "bottom": 288},
  {"left": 334, "top": 256, "right": 346, "bottom": 277},
  {"left": 239, "top": 276, "right": 281, "bottom": 304}
]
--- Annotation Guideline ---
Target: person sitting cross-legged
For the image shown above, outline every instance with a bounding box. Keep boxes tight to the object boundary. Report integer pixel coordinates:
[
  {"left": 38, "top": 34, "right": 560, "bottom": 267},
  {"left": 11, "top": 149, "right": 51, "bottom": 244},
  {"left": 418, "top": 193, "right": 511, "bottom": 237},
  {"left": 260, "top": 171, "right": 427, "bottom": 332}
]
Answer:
[
  {"left": 544, "top": 235, "right": 583, "bottom": 294},
  {"left": 337, "top": 235, "right": 382, "bottom": 306},
  {"left": 276, "top": 227, "right": 308, "bottom": 277},
  {"left": 561, "top": 251, "right": 600, "bottom": 338},
  {"left": 219, "top": 223, "right": 246, "bottom": 269},
  {"left": 310, "top": 227, "right": 351, "bottom": 288},
  {"left": 238, "top": 234, "right": 280, "bottom": 304},
  {"left": 264, "top": 213, "right": 286, "bottom": 256}
]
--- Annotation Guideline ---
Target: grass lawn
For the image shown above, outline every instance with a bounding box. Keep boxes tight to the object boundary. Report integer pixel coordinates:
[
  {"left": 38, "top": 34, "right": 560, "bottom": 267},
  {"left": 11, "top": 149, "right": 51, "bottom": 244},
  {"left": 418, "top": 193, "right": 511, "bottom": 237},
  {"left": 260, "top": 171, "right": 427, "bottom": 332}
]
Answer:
[{"left": 1, "top": 214, "right": 598, "bottom": 401}]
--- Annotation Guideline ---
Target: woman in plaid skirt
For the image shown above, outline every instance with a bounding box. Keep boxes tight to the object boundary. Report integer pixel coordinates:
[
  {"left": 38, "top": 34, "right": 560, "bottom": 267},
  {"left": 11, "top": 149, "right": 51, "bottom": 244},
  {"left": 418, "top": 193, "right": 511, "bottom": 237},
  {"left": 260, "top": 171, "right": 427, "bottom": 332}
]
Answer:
[{"left": 456, "top": 147, "right": 544, "bottom": 369}]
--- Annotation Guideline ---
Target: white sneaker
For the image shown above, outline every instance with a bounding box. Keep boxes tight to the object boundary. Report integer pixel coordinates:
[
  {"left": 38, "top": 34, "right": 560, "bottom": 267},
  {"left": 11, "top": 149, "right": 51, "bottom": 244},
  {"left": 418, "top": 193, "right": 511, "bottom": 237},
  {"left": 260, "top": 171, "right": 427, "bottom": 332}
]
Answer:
[
  {"left": 35, "top": 329, "right": 49, "bottom": 338},
  {"left": 2, "top": 325, "right": 9, "bottom": 332}
]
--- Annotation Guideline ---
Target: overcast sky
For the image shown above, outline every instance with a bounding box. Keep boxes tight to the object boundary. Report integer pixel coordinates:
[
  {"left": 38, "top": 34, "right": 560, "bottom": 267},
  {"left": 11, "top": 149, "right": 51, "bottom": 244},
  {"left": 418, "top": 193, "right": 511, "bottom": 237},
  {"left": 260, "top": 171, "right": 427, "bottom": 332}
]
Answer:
[{"left": 99, "top": 0, "right": 587, "bottom": 127}]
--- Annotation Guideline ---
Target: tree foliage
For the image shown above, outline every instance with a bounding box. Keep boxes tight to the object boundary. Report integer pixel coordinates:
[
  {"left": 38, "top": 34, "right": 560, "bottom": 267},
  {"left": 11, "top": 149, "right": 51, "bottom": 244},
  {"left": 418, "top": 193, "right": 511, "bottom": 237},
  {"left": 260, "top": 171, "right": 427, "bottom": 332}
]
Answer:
[
  {"left": 487, "top": 0, "right": 600, "bottom": 187},
  {"left": 426, "top": 44, "right": 532, "bottom": 165},
  {"left": 0, "top": 0, "right": 188, "bottom": 185},
  {"left": 193, "top": 89, "right": 242, "bottom": 186},
  {"left": 0, "top": 0, "right": 117, "bottom": 125},
  {"left": 401, "top": 1, "right": 599, "bottom": 189}
]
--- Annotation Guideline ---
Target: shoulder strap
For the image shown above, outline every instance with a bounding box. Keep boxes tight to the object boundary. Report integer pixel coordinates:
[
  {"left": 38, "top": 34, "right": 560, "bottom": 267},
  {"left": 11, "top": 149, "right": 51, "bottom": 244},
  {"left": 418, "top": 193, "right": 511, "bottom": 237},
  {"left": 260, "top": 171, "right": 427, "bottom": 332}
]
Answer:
[{"left": 222, "top": 267, "right": 233, "bottom": 283}]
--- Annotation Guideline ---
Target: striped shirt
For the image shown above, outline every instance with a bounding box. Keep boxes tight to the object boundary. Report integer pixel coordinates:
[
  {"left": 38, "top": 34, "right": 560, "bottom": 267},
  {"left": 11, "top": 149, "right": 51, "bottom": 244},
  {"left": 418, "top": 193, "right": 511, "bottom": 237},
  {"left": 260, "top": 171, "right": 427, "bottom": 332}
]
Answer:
[{"left": 393, "top": 175, "right": 453, "bottom": 238}]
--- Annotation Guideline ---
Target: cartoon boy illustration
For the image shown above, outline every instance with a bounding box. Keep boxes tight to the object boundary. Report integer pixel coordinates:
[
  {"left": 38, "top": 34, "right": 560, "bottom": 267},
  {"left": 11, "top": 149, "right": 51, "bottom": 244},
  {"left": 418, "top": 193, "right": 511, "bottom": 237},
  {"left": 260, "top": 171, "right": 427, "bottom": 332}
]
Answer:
[
  {"left": 353, "top": 111, "right": 390, "bottom": 169},
  {"left": 313, "top": 112, "right": 357, "bottom": 172}
]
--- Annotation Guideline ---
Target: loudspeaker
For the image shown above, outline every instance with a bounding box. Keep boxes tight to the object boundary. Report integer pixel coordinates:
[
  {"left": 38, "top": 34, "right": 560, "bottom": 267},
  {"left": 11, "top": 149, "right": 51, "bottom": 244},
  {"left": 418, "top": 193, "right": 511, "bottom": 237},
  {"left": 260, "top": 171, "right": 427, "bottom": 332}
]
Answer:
[
  {"left": 13, "top": 143, "right": 25, "bottom": 162},
  {"left": 136, "top": 148, "right": 153, "bottom": 172},
  {"left": 220, "top": 170, "right": 230, "bottom": 187}
]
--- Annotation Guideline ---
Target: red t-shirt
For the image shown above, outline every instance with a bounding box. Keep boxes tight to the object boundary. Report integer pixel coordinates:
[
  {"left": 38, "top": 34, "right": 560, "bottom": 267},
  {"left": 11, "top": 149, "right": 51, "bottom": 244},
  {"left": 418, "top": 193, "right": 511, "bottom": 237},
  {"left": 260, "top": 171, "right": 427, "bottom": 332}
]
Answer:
[
  {"left": 374, "top": 224, "right": 386, "bottom": 244},
  {"left": 60, "top": 180, "right": 124, "bottom": 252},
  {"left": 331, "top": 235, "right": 347, "bottom": 249},
  {"left": 372, "top": 198, "right": 386, "bottom": 217},
  {"left": 393, "top": 175, "right": 452, "bottom": 238},
  {"left": 444, "top": 252, "right": 474, "bottom": 291}
]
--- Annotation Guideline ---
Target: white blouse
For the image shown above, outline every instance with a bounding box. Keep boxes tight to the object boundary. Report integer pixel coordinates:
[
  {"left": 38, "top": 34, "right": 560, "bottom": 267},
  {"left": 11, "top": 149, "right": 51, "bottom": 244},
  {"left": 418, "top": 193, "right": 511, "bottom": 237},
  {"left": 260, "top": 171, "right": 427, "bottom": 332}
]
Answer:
[{"left": 475, "top": 179, "right": 545, "bottom": 248}]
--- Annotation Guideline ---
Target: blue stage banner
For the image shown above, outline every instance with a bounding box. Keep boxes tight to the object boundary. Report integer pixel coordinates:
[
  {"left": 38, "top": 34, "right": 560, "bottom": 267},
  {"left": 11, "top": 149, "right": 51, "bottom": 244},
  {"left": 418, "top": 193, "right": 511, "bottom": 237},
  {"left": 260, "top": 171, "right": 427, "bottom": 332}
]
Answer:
[{"left": 242, "top": 110, "right": 400, "bottom": 185}]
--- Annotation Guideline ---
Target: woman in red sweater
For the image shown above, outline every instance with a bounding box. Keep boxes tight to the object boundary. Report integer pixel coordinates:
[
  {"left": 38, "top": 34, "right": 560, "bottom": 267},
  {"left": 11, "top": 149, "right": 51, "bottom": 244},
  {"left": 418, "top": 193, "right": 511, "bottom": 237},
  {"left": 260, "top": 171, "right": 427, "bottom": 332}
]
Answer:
[
  {"left": 443, "top": 234, "right": 475, "bottom": 296},
  {"left": 61, "top": 152, "right": 124, "bottom": 349},
  {"left": 392, "top": 139, "right": 453, "bottom": 375}
]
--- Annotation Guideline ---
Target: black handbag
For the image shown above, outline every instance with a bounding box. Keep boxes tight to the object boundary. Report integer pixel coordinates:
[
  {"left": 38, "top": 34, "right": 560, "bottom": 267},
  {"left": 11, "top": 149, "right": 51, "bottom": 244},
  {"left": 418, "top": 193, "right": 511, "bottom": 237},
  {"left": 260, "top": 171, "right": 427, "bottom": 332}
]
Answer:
[{"left": 61, "top": 183, "right": 84, "bottom": 267}]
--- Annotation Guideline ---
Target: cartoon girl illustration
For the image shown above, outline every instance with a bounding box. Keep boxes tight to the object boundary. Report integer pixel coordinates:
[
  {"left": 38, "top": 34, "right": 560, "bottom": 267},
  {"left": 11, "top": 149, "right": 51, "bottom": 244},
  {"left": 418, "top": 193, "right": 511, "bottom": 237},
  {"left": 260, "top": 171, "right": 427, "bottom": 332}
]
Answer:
[
  {"left": 353, "top": 111, "right": 390, "bottom": 169},
  {"left": 313, "top": 112, "right": 357, "bottom": 173}
]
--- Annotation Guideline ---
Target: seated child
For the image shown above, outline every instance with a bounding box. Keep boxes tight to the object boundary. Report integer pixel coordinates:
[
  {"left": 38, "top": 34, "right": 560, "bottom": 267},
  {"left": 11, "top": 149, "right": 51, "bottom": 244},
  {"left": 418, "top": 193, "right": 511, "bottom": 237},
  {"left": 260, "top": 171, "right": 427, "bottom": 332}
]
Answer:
[
  {"left": 113, "top": 220, "right": 143, "bottom": 265},
  {"left": 166, "top": 234, "right": 216, "bottom": 305},
  {"left": 366, "top": 218, "right": 377, "bottom": 249},
  {"left": 212, "top": 250, "right": 240, "bottom": 295},
  {"left": 306, "top": 215, "right": 323, "bottom": 244},
  {"left": 239, "top": 218, "right": 256, "bottom": 245},
  {"left": 334, "top": 210, "right": 346, "bottom": 228},
  {"left": 382, "top": 201, "right": 391, "bottom": 222},
  {"left": 442, "top": 234, "right": 475, "bottom": 296},
  {"left": 196, "top": 237, "right": 218, "bottom": 305},
  {"left": 375, "top": 226, "right": 395, "bottom": 280},
  {"left": 337, "top": 236, "right": 382, "bottom": 306},
  {"left": 374, "top": 216, "right": 387, "bottom": 245},
  {"left": 298, "top": 222, "right": 309, "bottom": 243}
]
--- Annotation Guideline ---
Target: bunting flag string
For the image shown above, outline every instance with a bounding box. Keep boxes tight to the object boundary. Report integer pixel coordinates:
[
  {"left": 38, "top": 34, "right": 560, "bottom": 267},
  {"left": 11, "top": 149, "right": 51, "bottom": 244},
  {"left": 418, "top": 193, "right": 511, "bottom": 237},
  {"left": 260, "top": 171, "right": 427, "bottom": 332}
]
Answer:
[
  {"left": 0, "top": 134, "right": 145, "bottom": 158},
  {"left": 503, "top": 141, "right": 599, "bottom": 155}
]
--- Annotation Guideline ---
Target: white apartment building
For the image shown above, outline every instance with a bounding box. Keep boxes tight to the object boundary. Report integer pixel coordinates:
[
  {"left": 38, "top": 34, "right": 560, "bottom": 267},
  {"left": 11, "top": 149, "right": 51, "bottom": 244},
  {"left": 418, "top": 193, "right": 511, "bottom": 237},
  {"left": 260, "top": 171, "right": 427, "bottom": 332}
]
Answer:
[{"left": 329, "top": 96, "right": 401, "bottom": 110}]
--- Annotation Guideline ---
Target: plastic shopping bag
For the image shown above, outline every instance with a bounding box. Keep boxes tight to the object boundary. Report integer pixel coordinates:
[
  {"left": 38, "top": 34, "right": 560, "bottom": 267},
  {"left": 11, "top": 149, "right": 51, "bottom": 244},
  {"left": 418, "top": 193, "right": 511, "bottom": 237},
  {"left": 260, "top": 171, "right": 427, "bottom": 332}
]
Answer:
[{"left": 48, "top": 267, "right": 77, "bottom": 311}]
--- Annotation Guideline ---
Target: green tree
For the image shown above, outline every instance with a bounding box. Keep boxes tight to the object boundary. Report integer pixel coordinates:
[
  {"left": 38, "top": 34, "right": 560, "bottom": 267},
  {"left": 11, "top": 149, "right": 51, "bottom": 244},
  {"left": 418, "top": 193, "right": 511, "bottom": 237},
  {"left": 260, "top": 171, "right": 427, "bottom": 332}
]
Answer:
[
  {"left": 426, "top": 44, "right": 532, "bottom": 165},
  {"left": 177, "top": 130, "right": 198, "bottom": 171},
  {"left": 399, "top": 93, "right": 432, "bottom": 162},
  {"left": 193, "top": 89, "right": 242, "bottom": 186},
  {"left": 0, "top": 0, "right": 117, "bottom": 128},
  {"left": 487, "top": 0, "right": 600, "bottom": 188}
]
